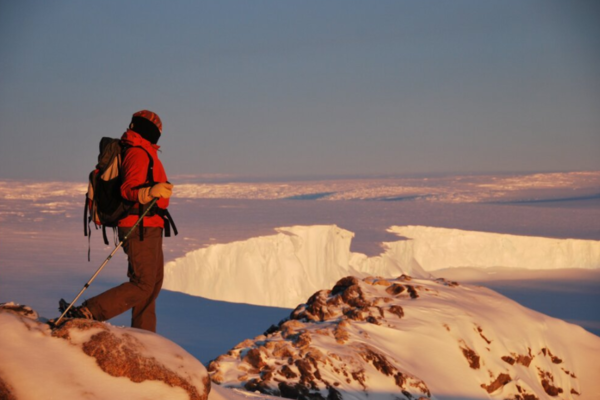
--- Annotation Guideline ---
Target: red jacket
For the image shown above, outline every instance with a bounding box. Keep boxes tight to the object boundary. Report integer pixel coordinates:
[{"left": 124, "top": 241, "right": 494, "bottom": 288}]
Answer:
[{"left": 118, "top": 130, "right": 170, "bottom": 228}]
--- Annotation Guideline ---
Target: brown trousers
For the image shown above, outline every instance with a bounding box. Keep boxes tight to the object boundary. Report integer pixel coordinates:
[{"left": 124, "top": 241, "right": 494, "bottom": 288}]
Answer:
[{"left": 84, "top": 226, "right": 163, "bottom": 332}]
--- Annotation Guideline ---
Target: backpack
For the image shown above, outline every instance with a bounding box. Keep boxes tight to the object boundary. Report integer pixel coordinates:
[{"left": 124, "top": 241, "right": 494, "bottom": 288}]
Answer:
[{"left": 84, "top": 137, "right": 177, "bottom": 253}]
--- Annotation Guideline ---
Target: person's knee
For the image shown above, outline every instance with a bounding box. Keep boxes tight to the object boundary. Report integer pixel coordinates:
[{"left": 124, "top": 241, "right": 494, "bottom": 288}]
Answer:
[
  {"left": 131, "top": 277, "right": 155, "bottom": 298},
  {"left": 140, "top": 284, "right": 155, "bottom": 298}
]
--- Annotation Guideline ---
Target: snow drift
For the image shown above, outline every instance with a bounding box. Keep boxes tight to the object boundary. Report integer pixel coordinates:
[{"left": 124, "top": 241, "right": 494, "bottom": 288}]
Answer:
[
  {"left": 0, "top": 304, "right": 211, "bottom": 400},
  {"left": 163, "top": 225, "right": 600, "bottom": 308},
  {"left": 209, "top": 275, "right": 600, "bottom": 400}
]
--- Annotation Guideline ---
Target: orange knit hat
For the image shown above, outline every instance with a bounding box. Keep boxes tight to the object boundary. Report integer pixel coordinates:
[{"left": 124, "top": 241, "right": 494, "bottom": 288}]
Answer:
[{"left": 132, "top": 110, "right": 162, "bottom": 133}]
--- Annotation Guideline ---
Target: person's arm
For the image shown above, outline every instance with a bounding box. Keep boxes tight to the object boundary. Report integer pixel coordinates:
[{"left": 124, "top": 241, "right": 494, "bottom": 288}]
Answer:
[
  {"left": 122, "top": 148, "right": 173, "bottom": 204},
  {"left": 120, "top": 148, "right": 152, "bottom": 203}
]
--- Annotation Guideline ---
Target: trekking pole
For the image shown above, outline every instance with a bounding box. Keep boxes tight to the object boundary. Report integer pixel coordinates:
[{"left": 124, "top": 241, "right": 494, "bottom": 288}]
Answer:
[{"left": 54, "top": 198, "right": 159, "bottom": 326}]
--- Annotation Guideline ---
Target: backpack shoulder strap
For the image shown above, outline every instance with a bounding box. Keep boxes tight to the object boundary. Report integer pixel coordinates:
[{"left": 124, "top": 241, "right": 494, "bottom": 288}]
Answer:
[
  {"left": 121, "top": 145, "right": 155, "bottom": 242},
  {"left": 122, "top": 145, "right": 154, "bottom": 187}
]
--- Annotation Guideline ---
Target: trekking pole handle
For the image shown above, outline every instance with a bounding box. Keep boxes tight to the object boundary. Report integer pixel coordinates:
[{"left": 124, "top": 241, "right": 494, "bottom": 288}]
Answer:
[{"left": 54, "top": 198, "right": 159, "bottom": 326}]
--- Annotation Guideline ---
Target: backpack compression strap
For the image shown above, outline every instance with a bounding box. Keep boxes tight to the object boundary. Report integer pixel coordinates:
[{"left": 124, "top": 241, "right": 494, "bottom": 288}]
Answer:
[
  {"left": 124, "top": 205, "right": 178, "bottom": 238},
  {"left": 154, "top": 208, "right": 178, "bottom": 237}
]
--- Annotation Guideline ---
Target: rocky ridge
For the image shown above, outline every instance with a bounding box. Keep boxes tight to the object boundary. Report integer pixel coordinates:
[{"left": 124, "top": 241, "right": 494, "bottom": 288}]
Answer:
[{"left": 209, "top": 276, "right": 587, "bottom": 400}]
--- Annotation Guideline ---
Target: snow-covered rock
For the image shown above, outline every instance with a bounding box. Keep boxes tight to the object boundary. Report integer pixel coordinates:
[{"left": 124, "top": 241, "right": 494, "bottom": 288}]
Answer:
[
  {"left": 209, "top": 275, "right": 600, "bottom": 400},
  {"left": 0, "top": 305, "right": 211, "bottom": 400},
  {"left": 164, "top": 225, "right": 600, "bottom": 308}
]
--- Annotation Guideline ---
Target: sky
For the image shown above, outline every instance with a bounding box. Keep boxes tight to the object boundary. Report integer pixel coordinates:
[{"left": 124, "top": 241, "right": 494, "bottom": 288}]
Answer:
[{"left": 0, "top": 0, "right": 599, "bottom": 181}]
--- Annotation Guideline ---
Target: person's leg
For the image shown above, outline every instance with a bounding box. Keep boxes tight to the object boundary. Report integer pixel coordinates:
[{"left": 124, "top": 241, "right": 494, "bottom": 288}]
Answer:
[
  {"left": 84, "top": 226, "right": 162, "bottom": 327},
  {"left": 131, "top": 229, "right": 163, "bottom": 331}
]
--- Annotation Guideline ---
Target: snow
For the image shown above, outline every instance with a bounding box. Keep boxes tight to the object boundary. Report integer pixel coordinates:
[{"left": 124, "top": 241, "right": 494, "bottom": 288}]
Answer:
[
  {"left": 164, "top": 225, "right": 600, "bottom": 308},
  {"left": 164, "top": 225, "right": 429, "bottom": 308},
  {"left": 210, "top": 276, "right": 600, "bottom": 399},
  {"left": 2, "top": 171, "right": 599, "bottom": 204},
  {"left": 209, "top": 385, "right": 281, "bottom": 400},
  {"left": 1, "top": 173, "right": 599, "bottom": 399},
  {"left": 170, "top": 171, "right": 600, "bottom": 202},
  {"left": 0, "top": 310, "right": 208, "bottom": 400},
  {"left": 388, "top": 225, "right": 600, "bottom": 270},
  {"left": 431, "top": 267, "right": 600, "bottom": 336}
]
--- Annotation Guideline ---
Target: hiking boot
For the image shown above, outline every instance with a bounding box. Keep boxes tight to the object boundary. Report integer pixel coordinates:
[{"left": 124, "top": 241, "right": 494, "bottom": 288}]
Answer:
[
  {"left": 68, "top": 305, "right": 95, "bottom": 320},
  {"left": 58, "top": 298, "right": 95, "bottom": 320}
]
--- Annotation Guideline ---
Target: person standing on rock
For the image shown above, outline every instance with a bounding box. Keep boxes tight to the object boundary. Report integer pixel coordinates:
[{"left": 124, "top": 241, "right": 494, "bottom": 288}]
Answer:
[{"left": 65, "top": 110, "right": 174, "bottom": 332}]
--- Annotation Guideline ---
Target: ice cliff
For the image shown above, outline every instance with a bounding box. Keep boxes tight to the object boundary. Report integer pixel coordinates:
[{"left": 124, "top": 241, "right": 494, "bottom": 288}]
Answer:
[
  {"left": 163, "top": 225, "right": 600, "bottom": 308},
  {"left": 389, "top": 226, "right": 600, "bottom": 271},
  {"left": 164, "top": 225, "right": 429, "bottom": 308}
]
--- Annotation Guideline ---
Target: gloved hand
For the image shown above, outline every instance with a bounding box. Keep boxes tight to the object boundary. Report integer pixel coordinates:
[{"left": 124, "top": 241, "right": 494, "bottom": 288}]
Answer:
[
  {"left": 150, "top": 182, "right": 174, "bottom": 199},
  {"left": 138, "top": 182, "right": 174, "bottom": 204}
]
